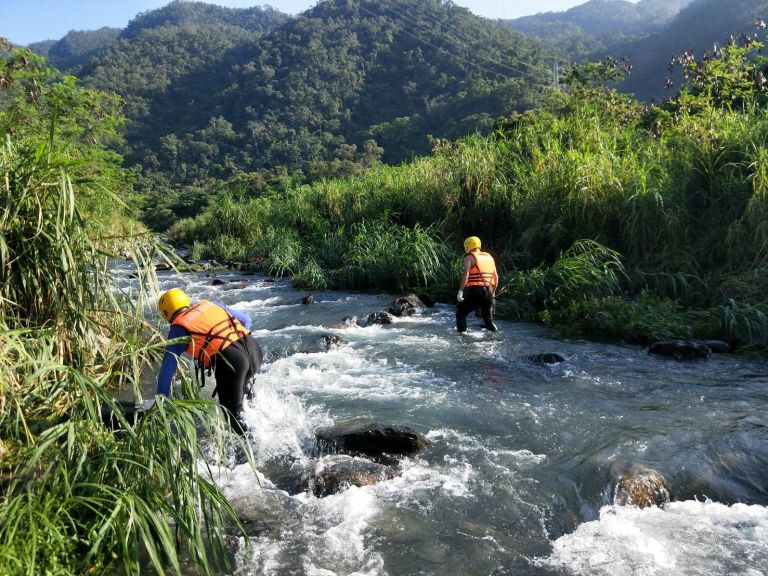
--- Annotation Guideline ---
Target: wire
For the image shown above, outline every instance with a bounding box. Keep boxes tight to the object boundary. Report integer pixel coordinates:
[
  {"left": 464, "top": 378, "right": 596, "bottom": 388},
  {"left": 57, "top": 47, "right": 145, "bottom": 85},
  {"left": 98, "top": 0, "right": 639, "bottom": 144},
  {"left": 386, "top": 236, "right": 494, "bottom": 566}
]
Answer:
[{"left": 391, "top": 0, "right": 546, "bottom": 82}]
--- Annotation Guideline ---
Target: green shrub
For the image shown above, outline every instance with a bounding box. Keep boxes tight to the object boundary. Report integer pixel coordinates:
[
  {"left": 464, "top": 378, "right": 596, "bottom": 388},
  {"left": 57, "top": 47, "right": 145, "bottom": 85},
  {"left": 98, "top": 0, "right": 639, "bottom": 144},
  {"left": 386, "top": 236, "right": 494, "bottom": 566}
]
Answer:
[
  {"left": 549, "top": 293, "right": 692, "bottom": 343},
  {"left": 340, "top": 218, "right": 450, "bottom": 292},
  {"left": 293, "top": 257, "right": 330, "bottom": 290}
]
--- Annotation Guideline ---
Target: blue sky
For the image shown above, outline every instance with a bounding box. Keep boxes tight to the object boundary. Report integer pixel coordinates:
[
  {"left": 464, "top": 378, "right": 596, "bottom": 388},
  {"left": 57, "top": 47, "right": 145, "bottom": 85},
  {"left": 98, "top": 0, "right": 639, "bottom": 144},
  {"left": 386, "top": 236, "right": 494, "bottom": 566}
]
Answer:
[{"left": 2, "top": 0, "right": 609, "bottom": 46}]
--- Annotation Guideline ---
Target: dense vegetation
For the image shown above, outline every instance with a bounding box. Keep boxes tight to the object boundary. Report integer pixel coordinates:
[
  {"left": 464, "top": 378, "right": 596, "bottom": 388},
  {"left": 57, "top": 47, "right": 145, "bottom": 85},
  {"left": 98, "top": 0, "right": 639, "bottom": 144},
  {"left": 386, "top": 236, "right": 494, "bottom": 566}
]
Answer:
[
  {"left": 30, "top": 0, "right": 553, "bottom": 227},
  {"left": 28, "top": 27, "right": 121, "bottom": 72},
  {"left": 0, "top": 43, "right": 244, "bottom": 575},
  {"left": 170, "top": 41, "right": 768, "bottom": 349}
]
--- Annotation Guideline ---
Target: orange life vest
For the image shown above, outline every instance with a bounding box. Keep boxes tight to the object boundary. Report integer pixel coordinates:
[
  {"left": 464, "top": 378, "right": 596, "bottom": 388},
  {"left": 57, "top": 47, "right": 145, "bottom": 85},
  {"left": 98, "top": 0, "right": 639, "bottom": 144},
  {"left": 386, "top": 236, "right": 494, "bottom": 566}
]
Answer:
[
  {"left": 465, "top": 251, "right": 496, "bottom": 288},
  {"left": 172, "top": 300, "right": 250, "bottom": 368}
]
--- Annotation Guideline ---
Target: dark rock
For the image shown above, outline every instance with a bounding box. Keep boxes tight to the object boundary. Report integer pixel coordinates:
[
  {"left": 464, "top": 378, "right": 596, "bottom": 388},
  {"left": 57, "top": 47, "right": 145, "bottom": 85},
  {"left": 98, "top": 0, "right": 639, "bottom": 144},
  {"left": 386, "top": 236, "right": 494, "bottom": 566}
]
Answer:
[
  {"left": 211, "top": 278, "right": 228, "bottom": 286},
  {"left": 300, "top": 295, "right": 315, "bottom": 305},
  {"left": 389, "top": 294, "right": 427, "bottom": 317},
  {"left": 154, "top": 263, "right": 172, "bottom": 272},
  {"left": 528, "top": 353, "right": 566, "bottom": 364},
  {"left": 310, "top": 455, "right": 398, "bottom": 497},
  {"left": 366, "top": 311, "right": 393, "bottom": 325},
  {"left": 321, "top": 334, "right": 346, "bottom": 350},
  {"left": 611, "top": 463, "right": 670, "bottom": 508},
  {"left": 696, "top": 340, "right": 732, "bottom": 354},
  {"left": 416, "top": 293, "right": 436, "bottom": 308},
  {"left": 648, "top": 340, "right": 711, "bottom": 360},
  {"left": 315, "top": 420, "right": 430, "bottom": 459}
]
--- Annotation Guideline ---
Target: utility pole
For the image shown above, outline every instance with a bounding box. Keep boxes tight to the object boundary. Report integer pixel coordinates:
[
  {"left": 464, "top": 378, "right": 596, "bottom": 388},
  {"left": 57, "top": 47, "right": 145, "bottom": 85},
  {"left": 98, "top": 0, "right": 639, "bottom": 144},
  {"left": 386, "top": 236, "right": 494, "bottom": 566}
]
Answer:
[{"left": 552, "top": 59, "right": 560, "bottom": 89}]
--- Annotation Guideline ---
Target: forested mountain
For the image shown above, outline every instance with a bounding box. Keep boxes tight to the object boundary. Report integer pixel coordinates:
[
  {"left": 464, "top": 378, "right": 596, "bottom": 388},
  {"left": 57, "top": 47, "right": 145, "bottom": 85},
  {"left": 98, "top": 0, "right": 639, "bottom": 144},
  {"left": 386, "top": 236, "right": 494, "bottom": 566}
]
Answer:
[
  {"left": 68, "top": 0, "right": 551, "bottom": 189},
  {"left": 617, "top": 0, "right": 768, "bottom": 101},
  {"left": 504, "top": 0, "right": 693, "bottom": 61},
  {"left": 120, "top": 1, "right": 290, "bottom": 38},
  {"left": 28, "top": 27, "right": 121, "bottom": 71}
]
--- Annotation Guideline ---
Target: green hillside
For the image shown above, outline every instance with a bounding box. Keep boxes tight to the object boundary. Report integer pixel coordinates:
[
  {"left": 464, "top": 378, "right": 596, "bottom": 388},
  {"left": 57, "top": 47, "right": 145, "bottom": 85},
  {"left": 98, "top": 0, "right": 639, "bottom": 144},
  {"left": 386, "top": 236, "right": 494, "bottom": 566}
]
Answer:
[
  {"left": 68, "top": 0, "right": 552, "bottom": 195},
  {"left": 28, "top": 27, "right": 121, "bottom": 71}
]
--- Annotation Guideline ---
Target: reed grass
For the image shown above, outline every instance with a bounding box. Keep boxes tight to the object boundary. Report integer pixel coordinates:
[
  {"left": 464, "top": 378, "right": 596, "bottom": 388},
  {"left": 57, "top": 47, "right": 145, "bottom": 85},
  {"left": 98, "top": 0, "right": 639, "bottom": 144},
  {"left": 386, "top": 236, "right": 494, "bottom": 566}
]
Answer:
[{"left": 0, "top": 136, "right": 244, "bottom": 575}]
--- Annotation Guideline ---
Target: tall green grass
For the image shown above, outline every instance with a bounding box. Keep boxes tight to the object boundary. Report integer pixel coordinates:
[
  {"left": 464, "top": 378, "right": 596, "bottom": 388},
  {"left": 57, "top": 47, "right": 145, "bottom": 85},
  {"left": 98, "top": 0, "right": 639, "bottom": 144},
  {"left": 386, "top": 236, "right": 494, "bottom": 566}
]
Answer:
[{"left": 0, "top": 137, "right": 243, "bottom": 575}]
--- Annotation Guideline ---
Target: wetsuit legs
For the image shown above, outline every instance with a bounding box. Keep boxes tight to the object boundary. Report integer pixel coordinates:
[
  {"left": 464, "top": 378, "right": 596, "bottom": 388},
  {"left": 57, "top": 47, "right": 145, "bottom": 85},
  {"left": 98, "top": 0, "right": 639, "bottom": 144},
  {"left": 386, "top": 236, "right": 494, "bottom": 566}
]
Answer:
[
  {"left": 456, "top": 286, "right": 497, "bottom": 333},
  {"left": 214, "top": 335, "right": 263, "bottom": 434}
]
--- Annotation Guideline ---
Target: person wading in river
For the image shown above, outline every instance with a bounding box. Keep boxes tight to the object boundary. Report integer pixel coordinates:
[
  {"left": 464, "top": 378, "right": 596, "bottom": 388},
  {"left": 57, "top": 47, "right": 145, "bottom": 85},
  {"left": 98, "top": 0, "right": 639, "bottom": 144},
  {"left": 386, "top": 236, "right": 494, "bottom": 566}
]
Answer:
[
  {"left": 456, "top": 236, "right": 499, "bottom": 333},
  {"left": 156, "top": 288, "right": 263, "bottom": 435}
]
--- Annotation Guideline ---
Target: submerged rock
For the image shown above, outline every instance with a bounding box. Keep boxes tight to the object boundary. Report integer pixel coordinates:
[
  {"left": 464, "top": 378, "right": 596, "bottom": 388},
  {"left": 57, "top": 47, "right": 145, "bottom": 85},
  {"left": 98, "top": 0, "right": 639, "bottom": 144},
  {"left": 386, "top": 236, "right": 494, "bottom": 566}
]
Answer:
[
  {"left": 528, "top": 353, "right": 566, "bottom": 365},
  {"left": 226, "top": 485, "right": 301, "bottom": 536},
  {"left": 310, "top": 455, "right": 398, "bottom": 497},
  {"left": 300, "top": 294, "right": 316, "bottom": 305},
  {"left": 389, "top": 294, "right": 427, "bottom": 317},
  {"left": 221, "top": 281, "right": 248, "bottom": 290},
  {"left": 611, "top": 463, "right": 670, "bottom": 508},
  {"left": 211, "top": 278, "right": 228, "bottom": 286},
  {"left": 648, "top": 340, "right": 711, "bottom": 360},
  {"left": 315, "top": 420, "right": 430, "bottom": 459}
]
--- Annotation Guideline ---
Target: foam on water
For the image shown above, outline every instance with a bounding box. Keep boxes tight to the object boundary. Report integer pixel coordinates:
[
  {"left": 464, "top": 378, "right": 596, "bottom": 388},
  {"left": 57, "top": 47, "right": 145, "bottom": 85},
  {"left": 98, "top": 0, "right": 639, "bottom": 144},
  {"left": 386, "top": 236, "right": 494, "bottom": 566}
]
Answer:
[
  {"left": 538, "top": 500, "right": 768, "bottom": 575},
  {"left": 242, "top": 376, "right": 330, "bottom": 463},
  {"left": 233, "top": 483, "right": 386, "bottom": 576},
  {"left": 259, "top": 345, "right": 452, "bottom": 404}
]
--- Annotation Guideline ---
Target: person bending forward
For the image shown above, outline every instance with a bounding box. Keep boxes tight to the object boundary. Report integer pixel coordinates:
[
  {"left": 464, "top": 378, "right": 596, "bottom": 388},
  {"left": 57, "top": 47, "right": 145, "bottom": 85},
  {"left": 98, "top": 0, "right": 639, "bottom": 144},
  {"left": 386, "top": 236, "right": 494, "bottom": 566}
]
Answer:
[{"left": 156, "top": 288, "right": 263, "bottom": 434}]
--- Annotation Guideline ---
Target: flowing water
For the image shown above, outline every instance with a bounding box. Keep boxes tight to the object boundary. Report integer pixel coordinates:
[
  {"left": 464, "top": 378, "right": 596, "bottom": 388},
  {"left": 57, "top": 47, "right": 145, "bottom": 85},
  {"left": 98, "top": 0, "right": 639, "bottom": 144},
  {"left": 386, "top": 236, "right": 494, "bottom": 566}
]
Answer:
[{"left": 147, "top": 269, "right": 768, "bottom": 576}]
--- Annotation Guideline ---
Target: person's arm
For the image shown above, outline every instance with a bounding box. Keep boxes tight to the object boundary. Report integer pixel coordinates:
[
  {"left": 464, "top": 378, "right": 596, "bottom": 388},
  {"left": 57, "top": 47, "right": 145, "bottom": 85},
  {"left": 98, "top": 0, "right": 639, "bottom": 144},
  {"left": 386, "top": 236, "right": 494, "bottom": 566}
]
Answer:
[
  {"left": 457, "top": 254, "right": 473, "bottom": 301},
  {"left": 214, "top": 301, "right": 252, "bottom": 330},
  {"left": 156, "top": 324, "right": 189, "bottom": 397},
  {"left": 491, "top": 267, "right": 499, "bottom": 295}
]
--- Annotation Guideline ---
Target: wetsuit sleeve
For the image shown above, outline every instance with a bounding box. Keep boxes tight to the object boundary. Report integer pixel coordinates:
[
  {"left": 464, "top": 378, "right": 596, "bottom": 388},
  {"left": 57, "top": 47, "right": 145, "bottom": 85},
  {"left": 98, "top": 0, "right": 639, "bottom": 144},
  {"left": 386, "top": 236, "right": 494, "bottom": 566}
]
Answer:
[
  {"left": 156, "top": 324, "right": 189, "bottom": 397},
  {"left": 214, "top": 301, "right": 252, "bottom": 330}
]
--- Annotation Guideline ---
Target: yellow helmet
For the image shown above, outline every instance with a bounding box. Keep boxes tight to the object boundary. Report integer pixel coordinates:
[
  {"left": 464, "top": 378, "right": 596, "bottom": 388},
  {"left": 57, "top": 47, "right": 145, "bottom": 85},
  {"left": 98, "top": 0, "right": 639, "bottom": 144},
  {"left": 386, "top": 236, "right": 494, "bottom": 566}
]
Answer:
[
  {"left": 464, "top": 236, "right": 481, "bottom": 252},
  {"left": 158, "top": 288, "right": 190, "bottom": 321}
]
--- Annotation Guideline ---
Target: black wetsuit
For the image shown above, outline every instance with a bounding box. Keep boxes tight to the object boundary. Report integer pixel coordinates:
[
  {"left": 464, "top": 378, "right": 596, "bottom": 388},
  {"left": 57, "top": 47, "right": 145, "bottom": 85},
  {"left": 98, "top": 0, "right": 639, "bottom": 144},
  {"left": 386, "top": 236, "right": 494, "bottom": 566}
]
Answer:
[
  {"left": 456, "top": 285, "right": 497, "bottom": 333},
  {"left": 213, "top": 334, "right": 263, "bottom": 435}
]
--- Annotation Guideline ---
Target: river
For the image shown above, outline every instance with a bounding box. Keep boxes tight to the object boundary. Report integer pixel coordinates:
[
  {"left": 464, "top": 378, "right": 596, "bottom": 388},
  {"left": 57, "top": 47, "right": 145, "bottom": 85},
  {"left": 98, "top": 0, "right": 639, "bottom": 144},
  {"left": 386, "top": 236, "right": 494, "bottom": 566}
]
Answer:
[{"left": 150, "top": 269, "right": 768, "bottom": 576}]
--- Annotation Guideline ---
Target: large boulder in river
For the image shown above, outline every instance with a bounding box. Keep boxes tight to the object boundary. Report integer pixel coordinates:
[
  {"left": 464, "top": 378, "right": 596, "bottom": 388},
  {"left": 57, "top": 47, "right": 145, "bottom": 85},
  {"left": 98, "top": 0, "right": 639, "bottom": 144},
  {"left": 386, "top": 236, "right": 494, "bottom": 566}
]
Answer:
[
  {"left": 310, "top": 455, "right": 398, "bottom": 497},
  {"left": 611, "top": 463, "right": 670, "bottom": 508},
  {"left": 648, "top": 340, "right": 711, "bottom": 360},
  {"left": 365, "top": 311, "right": 393, "bottom": 325},
  {"left": 389, "top": 294, "right": 427, "bottom": 317},
  {"left": 315, "top": 420, "right": 430, "bottom": 459},
  {"left": 320, "top": 333, "right": 346, "bottom": 350}
]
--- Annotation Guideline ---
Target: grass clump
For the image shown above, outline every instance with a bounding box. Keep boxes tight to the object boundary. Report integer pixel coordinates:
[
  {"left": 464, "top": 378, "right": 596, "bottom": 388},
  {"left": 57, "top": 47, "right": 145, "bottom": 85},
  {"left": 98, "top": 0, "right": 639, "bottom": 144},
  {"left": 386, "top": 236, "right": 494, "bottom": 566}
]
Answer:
[{"left": 0, "top": 132, "right": 242, "bottom": 574}]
